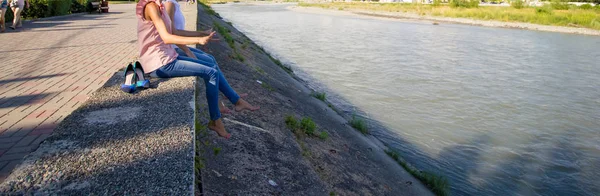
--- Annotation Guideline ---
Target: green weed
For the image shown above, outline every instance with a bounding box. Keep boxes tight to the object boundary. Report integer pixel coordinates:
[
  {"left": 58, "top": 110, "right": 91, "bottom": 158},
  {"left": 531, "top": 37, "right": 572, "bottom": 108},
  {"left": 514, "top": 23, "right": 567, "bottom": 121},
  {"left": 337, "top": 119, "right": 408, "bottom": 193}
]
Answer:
[
  {"left": 313, "top": 92, "right": 326, "bottom": 101},
  {"left": 349, "top": 115, "right": 368, "bottom": 135},
  {"left": 385, "top": 150, "right": 449, "bottom": 196},
  {"left": 319, "top": 131, "right": 329, "bottom": 140}
]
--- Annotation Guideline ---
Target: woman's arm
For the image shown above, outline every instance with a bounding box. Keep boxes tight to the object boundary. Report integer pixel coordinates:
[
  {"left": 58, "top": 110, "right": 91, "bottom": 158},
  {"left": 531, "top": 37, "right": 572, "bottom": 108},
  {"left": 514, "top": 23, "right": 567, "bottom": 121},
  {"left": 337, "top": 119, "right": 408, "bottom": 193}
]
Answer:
[
  {"left": 164, "top": 1, "right": 198, "bottom": 58},
  {"left": 145, "top": 2, "right": 214, "bottom": 45},
  {"left": 164, "top": 2, "right": 210, "bottom": 37}
]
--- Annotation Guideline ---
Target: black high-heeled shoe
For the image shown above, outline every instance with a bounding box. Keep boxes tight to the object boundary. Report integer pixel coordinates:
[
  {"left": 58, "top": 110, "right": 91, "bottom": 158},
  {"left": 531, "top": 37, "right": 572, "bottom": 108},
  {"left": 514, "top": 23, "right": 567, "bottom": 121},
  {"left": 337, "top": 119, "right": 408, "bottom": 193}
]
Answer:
[
  {"left": 133, "top": 61, "right": 150, "bottom": 89},
  {"left": 120, "top": 63, "right": 136, "bottom": 93}
]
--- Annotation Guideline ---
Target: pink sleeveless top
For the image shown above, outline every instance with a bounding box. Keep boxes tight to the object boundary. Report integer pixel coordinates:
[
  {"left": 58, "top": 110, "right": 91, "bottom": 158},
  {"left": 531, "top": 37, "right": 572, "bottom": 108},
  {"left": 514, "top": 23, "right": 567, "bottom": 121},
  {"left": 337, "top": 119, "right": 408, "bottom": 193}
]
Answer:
[{"left": 136, "top": 0, "right": 178, "bottom": 73}]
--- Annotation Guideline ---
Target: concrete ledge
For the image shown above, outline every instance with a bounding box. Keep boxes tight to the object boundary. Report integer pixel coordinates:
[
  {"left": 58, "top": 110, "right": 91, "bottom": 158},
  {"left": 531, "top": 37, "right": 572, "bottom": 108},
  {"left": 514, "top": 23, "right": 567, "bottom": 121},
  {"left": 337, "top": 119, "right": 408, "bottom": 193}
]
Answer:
[{"left": 0, "top": 74, "right": 195, "bottom": 194}]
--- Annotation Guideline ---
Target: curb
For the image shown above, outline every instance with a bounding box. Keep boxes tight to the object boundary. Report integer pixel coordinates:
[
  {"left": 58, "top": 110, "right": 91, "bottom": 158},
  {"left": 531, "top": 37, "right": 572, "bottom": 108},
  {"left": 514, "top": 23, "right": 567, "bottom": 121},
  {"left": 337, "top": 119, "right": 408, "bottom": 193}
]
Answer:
[{"left": 24, "top": 13, "right": 87, "bottom": 22}]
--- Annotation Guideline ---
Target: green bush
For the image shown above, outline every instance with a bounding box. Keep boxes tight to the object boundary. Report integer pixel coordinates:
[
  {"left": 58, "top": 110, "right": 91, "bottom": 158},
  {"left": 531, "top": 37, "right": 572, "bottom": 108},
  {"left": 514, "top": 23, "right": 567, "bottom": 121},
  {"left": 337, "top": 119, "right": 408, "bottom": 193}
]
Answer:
[
  {"left": 511, "top": 0, "right": 525, "bottom": 9},
  {"left": 579, "top": 3, "right": 593, "bottom": 9},
  {"left": 433, "top": 0, "right": 441, "bottom": 6},
  {"left": 71, "top": 0, "right": 89, "bottom": 13},
  {"left": 48, "top": 0, "right": 71, "bottom": 16},
  {"left": 285, "top": 115, "right": 298, "bottom": 130},
  {"left": 16, "top": 0, "right": 73, "bottom": 20},
  {"left": 300, "top": 117, "right": 316, "bottom": 135},
  {"left": 5, "top": 8, "right": 14, "bottom": 25},
  {"left": 22, "top": 0, "right": 49, "bottom": 19}
]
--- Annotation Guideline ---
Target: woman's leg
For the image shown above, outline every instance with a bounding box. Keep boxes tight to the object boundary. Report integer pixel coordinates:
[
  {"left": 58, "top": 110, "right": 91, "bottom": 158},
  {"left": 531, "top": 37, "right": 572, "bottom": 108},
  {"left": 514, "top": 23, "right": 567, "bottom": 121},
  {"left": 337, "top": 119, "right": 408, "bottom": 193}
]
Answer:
[
  {"left": 0, "top": 8, "right": 6, "bottom": 32},
  {"left": 154, "top": 58, "right": 232, "bottom": 138},
  {"left": 11, "top": 7, "right": 21, "bottom": 29},
  {"left": 177, "top": 55, "right": 259, "bottom": 112},
  {"left": 189, "top": 47, "right": 218, "bottom": 64},
  {"left": 175, "top": 47, "right": 215, "bottom": 65},
  {"left": 155, "top": 58, "right": 220, "bottom": 120},
  {"left": 176, "top": 56, "right": 240, "bottom": 103}
]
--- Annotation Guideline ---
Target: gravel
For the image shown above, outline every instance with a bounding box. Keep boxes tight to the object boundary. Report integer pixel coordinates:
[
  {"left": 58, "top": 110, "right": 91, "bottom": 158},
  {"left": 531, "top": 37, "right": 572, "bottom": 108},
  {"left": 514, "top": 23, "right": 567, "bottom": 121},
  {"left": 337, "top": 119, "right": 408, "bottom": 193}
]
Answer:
[{"left": 0, "top": 75, "right": 195, "bottom": 195}]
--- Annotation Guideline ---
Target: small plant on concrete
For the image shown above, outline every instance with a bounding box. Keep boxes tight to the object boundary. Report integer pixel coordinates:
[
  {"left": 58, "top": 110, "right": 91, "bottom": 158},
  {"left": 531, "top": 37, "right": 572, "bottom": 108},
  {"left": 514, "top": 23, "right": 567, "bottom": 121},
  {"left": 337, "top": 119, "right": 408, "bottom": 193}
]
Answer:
[
  {"left": 233, "top": 52, "right": 245, "bottom": 62},
  {"left": 319, "top": 131, "right": 329, "bottom": 140},
  {"left": 285, "top": 115, "right": 299, "bottom": 130},
  {"left": 213, "top": 22, "right": 235, "bottom": 49},
  {"left": 213, "top": 147, "right": 221, "bottom": 156},
  {"left": 313, "top": 92, "right": 326, "bottom": 101},
  {"left": 300, "top": 117, "right": 316, "bottom": 135},
  {"left": 349, "top": 115, "right": 368, "bottom": 135},
  {"left": 261, "top": 82, "right": 274, "bottom": 92},
  {"left": 385, "top": 150, "right": 449, "bottom": 196},
  {"left": 267, "top": 53, "right": 293, "bottom": 75}
]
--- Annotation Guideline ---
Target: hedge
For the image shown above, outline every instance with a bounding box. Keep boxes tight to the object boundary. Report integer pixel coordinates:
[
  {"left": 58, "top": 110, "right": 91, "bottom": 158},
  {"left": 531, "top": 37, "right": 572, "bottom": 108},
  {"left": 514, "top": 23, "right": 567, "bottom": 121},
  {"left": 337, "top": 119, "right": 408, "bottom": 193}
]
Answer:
[{"left": 3, "top": 0, "right": 91, "bottom": 25}]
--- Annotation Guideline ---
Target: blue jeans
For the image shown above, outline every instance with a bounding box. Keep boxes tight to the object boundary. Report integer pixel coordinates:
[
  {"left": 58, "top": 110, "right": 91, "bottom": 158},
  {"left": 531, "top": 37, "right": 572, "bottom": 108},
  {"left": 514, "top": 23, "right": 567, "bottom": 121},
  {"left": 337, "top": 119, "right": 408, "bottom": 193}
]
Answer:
[
  {"left": 175, "top": 47, "right": 217, "bottom": 65},
  {"left": 154, "top": 55, "right": 240, "bottom": 121}
]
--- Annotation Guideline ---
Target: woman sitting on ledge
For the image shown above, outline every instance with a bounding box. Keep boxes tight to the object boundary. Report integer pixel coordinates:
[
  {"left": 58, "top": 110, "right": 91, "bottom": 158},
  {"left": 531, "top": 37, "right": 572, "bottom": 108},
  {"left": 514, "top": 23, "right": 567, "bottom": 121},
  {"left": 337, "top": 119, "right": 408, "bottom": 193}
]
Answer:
[
  {"left": 163, "top": 0, "right": 236, "bottom": 113},
  {"left": 136, "top": 0, "right": 259, "bottom": 139}
]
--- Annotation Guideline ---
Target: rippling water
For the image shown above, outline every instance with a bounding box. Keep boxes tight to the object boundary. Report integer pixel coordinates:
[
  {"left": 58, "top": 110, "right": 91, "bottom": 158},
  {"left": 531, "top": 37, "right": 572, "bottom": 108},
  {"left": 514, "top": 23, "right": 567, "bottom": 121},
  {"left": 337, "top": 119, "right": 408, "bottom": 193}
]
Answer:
[{"left": 212, "top": 3, "right": 600, "bottom": 195}]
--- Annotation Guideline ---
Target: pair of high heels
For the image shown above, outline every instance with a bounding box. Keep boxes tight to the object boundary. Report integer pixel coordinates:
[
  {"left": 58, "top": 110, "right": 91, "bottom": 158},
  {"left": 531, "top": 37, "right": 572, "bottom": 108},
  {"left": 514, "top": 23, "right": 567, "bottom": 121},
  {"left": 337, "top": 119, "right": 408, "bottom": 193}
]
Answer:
[{"left": 121, "top": 61, "right": 150, "bottom": 93}]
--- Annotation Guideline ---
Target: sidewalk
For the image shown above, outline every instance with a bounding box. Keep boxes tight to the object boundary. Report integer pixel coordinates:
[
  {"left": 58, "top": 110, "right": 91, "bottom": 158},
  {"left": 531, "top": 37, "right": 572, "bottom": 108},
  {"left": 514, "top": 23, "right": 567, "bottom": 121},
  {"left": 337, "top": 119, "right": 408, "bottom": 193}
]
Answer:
[
  {"left": 0, "top": 4, "right": 138, "bottom": 182},
  {"left": 0, "top": 2, "right": 197, "bottom": 194}
]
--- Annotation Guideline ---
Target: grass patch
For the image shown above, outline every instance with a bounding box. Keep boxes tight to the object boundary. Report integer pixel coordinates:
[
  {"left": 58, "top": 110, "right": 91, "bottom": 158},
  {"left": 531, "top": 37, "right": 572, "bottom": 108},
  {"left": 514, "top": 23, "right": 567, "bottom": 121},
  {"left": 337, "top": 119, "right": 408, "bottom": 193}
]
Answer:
[
  {"left": 214, "top": 21, "right": 247, "bottom": 62},
  {"left": 285, "top": 115, "right": 299, "bottom": 129},
  {"left": 233, "top": 52, "right": 245, "bottom": 62},
  {"left": 299, "top": 2, "right": 600, "bottom": 30},
  {"left": 327, "top": 103, "right": 339, "bottom": 113},
  {"left": 253, "top": 66, "right": 266, "bottom": 75},
  {"left": 261, "top": 82, "right": 275, "bottom": 91},
  {"left": 349, "top": 115, "right": 368, "bottom": 135},
  {"left": 241, "top": 39, "right": 249, "bottom": 49},
  {"left": 213, "top": 22, "right": 235, "bottom": 49},
  {"left": 319, "top": 131, "right": 329, "bottom": 140},
  {"left": 285, "top": 115, "right": 327, "bottom": 140},
  {"left": 266, "top": 53, "right": 294, "bottom": 75},
  {"left": 213, "top": 147, "right": 221, "bottom": 156},
  {"left": 300, "top": 117, "right": 316, "bottom": 135},
  {"left": 385, "top": 150, "right": 449, "bottom": 196},
  {"left": 199, "top": 0, "right": 220, "bottom": 17},
  {"left": 312, "top": 92, "right": 326, "bottom": 102}
]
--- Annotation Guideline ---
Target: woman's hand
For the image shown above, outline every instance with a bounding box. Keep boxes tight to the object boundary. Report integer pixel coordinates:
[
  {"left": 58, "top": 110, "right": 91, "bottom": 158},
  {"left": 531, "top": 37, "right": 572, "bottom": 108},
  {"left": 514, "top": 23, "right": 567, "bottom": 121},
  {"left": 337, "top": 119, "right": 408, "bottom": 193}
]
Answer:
[
  {"left": 201, "top": 28, "right": 213, "bottom": 35},
  {"left": 198, "top": 31, "right": 216, "bottom": 45}
]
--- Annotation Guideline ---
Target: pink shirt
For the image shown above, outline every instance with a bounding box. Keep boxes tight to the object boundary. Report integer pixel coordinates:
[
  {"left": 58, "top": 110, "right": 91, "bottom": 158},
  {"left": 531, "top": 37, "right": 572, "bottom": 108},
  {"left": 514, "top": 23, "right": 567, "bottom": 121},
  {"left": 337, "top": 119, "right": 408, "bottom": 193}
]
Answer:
[{"left": 136, "top": 0, "right": 178, "bottom": 74}]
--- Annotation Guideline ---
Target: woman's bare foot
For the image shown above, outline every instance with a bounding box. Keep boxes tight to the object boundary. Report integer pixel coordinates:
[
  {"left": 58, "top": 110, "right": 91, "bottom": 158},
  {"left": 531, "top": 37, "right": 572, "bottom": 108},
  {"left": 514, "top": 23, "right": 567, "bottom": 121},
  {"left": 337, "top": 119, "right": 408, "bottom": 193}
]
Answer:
[
  {"left": 219, "top": 100, "right": 231, "bottom": 114},
  {"left": 208, "top": 119, "right": 230, "bottom": 139},
  {"left": 234, "top": 98, "right": 259, "bottom": 112}
]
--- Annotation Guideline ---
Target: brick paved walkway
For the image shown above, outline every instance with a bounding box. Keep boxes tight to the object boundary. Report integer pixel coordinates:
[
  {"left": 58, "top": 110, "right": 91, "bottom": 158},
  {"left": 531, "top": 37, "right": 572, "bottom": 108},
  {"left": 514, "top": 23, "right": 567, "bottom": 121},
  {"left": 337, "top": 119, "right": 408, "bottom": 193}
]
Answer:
[{"left": 0, "top": 4, "right": 138, "bottom": 182}]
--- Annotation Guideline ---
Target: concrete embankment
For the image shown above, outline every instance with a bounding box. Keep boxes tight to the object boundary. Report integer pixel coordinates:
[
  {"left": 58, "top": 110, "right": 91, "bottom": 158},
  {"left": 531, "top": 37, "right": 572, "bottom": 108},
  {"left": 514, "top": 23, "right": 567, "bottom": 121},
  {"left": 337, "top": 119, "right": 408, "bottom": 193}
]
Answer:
[{"left": 194, "top": 3, "right": 433, "bottom": 195}]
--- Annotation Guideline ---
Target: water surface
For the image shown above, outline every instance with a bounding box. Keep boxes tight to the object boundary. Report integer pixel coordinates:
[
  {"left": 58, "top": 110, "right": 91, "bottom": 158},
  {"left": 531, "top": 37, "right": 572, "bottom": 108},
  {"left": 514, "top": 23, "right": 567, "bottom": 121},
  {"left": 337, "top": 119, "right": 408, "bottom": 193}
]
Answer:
[{"left": 213, "top": 4, "right": 600, "bottom": 195}]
